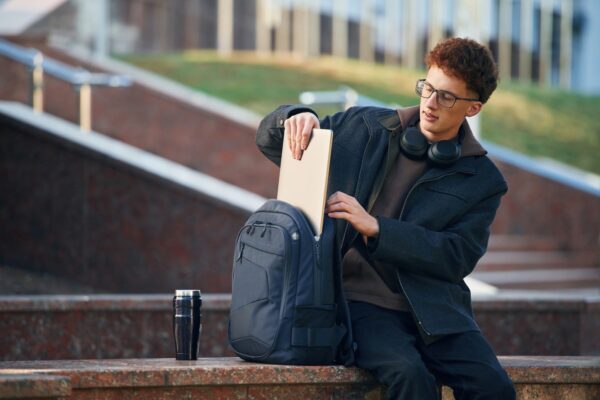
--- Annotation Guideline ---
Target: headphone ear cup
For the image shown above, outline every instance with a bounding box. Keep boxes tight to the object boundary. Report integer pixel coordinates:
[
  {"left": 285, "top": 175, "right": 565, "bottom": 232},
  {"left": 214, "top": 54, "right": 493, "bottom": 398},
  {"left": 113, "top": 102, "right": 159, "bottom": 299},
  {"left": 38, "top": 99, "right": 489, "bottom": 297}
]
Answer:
[
  {"left": 400, "top": 127, "right": 428, "bottom": 159},
  {"left": 428, "top": 140, "right": 461, "bottom": 165}
]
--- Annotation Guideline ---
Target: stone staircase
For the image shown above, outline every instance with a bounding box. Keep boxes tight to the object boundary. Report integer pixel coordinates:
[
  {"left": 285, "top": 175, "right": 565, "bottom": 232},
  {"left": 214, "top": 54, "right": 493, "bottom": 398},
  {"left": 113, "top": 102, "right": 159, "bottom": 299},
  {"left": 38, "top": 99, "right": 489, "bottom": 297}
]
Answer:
[{"left": 473, "top": 235, "right": 600, "bottom": 293}]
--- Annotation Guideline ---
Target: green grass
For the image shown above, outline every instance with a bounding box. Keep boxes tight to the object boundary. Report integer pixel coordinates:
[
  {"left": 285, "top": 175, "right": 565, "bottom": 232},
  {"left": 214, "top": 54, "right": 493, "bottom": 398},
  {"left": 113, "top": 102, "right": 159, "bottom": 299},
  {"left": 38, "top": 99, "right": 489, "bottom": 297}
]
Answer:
[{"left": 119, "top": 51, "right": 600, "bottom": 174}]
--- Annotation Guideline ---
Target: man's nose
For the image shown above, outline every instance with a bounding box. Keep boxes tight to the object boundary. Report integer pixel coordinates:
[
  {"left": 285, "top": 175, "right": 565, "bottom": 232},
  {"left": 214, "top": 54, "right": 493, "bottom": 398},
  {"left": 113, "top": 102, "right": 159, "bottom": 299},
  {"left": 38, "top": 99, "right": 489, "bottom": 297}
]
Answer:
[{"left": 424, "top": 91, "right": 439, "bottom": 108}]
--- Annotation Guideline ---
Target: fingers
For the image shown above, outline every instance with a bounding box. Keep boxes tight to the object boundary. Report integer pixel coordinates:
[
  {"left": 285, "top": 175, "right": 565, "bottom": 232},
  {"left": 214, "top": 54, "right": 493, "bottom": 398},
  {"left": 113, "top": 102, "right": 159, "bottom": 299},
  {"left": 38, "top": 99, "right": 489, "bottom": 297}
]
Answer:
[
  {"left": 283, "top": 113, "right": 319, "bottom": 160},
  {"left": 326, "top": 191, "right": 353, "bottom": 207},
  {"left": 295, "top": 117, "right": 304, "bottom": 159},
  {"left": 300, "top": 122, "right": 312, "bottom": 151},
  {"left": 325, "top": 192, "right": 356, "bottom": 214},
  {"left": 285, "top": 118, "right": 293, "bottom": 156},
  {"left": 324, "top": 192, "right": 378, "bottom": 237}
]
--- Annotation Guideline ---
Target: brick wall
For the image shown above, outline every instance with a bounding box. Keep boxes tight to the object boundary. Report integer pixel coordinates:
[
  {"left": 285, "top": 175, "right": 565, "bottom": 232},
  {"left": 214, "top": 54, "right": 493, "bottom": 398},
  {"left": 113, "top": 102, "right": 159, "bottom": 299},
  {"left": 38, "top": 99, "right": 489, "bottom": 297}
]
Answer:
[
  {"left": 491, "top": 160, "right": 599, "bottom": 251},
  {"left": 0, "top": 110, "right": 247, "bottom": 293}
]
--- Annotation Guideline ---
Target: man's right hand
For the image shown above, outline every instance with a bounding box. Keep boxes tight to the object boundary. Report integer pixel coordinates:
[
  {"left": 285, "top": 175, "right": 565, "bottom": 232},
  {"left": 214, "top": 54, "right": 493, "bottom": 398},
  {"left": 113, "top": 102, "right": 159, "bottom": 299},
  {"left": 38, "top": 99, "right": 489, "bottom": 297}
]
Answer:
[{"left": 284, "top": 112, "right": 320, "bottom": 160}]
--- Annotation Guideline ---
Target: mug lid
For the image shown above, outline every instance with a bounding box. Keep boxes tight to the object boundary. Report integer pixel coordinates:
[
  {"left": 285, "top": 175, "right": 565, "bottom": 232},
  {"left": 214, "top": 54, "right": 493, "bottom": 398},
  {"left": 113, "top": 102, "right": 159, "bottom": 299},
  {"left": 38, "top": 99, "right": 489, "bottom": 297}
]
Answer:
[{"left": 175, "top": 289, "right": 201, "bottom": 297}]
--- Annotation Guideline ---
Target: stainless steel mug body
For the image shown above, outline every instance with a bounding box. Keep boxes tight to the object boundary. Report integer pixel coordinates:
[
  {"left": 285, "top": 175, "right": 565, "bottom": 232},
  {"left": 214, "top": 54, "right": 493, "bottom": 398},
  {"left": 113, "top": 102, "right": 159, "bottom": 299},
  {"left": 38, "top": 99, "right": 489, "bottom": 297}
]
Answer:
[{"left": 173, "top": 289, "right": 202, "bottom": 360}]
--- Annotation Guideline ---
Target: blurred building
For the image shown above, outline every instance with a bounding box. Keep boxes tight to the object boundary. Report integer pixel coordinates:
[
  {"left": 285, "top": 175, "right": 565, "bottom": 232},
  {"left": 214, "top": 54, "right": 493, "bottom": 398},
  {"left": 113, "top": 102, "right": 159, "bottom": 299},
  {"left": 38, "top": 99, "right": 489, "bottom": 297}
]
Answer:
[{"left": 1, "top": 0, "right": 598, "bottom": 94}]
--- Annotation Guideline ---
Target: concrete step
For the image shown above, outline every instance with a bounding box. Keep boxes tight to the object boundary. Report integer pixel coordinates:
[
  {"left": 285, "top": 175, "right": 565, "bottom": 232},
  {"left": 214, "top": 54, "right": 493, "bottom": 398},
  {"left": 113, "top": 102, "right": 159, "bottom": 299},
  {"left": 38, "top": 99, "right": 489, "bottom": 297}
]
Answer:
[
  {"left": 477, "top": 251, "right": 599, "bottom": 271},
  {"left": 471, "top": 267, "right": 600, "bottom": 290},
  {"left": 488, "top": 235, "right": 566, "bottom": 251},
  {"left": 0, "top": 373, "right": 70, "bottom": 399},
  {"left": 0, "top": 357, "right": 599, "bottom": 400}
]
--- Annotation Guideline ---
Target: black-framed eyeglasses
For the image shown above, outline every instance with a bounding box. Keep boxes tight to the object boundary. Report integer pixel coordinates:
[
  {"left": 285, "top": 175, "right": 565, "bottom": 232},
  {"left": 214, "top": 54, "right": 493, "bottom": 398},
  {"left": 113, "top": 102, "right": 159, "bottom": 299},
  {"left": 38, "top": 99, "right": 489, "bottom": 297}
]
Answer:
[{"left": 415, "top": 79, "right": 480, "bottom": 109}]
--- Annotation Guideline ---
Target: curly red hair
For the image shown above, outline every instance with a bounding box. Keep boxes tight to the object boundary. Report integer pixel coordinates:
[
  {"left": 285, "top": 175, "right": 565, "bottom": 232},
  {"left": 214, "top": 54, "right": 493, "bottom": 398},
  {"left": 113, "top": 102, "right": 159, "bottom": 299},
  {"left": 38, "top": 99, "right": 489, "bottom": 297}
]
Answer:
[{"left": 426, "top": 37, "right": 498, "bottom": 104}]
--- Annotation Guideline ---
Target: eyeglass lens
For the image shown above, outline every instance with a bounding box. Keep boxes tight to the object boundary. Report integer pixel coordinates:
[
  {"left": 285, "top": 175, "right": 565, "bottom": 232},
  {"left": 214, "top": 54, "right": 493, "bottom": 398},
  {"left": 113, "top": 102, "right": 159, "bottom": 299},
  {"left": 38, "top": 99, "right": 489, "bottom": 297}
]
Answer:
[{"left": 417, "top": 80, "right": 456, "bottom": 108}]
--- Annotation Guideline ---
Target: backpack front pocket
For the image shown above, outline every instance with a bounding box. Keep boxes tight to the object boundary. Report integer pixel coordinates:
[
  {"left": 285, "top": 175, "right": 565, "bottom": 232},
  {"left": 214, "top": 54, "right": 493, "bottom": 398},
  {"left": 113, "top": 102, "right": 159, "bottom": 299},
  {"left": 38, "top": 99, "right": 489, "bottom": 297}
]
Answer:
[{"left": 229, "top": 223, "right": 291, "bottom": 358}]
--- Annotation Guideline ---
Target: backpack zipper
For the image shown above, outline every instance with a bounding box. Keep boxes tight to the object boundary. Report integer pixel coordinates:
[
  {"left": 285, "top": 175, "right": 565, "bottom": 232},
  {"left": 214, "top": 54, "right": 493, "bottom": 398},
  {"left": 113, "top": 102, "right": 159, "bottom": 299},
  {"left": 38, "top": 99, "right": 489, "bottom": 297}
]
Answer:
[{"left": 314, "top": 236, "right": 322, "bottom": 306}]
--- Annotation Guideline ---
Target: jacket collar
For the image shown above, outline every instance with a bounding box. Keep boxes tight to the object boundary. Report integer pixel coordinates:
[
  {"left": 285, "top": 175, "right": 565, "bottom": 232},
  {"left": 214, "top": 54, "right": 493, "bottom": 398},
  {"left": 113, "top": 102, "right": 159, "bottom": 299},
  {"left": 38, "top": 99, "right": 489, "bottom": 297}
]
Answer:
[{"left": 374, "top": 106, "right": 487, "bottom": 175}]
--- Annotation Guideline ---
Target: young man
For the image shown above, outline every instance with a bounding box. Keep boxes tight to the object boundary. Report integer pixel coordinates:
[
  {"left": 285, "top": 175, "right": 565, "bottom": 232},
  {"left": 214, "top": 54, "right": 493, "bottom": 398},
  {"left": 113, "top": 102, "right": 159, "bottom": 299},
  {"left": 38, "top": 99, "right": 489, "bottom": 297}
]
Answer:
[{"left": 256, "top": 37, "right": 515, "bottom": 400}]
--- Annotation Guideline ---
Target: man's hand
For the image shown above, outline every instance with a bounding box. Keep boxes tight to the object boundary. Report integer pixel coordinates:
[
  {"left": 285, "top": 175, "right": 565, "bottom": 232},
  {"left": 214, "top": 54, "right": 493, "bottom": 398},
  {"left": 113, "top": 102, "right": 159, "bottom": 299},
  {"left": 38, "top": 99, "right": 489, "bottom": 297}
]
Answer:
[
  {"left": 284, "top": 112, "right": 320, "bottom": 160},
  {"left": 325, "top": 191, "right": 379, "bottom": 243}
]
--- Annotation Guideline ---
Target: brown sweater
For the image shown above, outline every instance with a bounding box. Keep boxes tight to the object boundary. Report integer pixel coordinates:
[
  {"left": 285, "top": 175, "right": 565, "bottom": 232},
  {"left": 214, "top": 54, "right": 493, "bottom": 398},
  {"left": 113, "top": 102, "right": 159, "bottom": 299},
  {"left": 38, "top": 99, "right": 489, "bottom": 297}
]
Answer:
[{"left": 343, "top": 110, "right": 486, "bottom": 311}]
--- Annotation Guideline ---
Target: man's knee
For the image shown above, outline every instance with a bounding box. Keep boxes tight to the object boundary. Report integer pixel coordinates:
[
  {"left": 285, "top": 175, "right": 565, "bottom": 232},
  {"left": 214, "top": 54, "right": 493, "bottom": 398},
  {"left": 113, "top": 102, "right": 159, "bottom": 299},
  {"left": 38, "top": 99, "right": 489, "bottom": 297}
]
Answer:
[
  {"left": 387, "top": 361, "right": 434, "bottom": 385},
  {"left": 376, "top": 360, "right": 438, "bottom": 399},
  {"left": 469, "top": 367, "right": 515, "bottom": 400},
  {"left": 490, "top": 372, "right": 516, "bottom": 400}
]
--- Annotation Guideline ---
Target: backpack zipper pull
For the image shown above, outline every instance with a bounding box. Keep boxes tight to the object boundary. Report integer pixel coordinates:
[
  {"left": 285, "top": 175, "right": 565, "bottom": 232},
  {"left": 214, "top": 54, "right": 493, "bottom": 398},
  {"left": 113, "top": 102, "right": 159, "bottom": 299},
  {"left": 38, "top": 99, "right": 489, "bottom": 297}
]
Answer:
[
  {"left": 236, "top": 242, "right": 245, "bottom": 262},
  {"left": 261, "top": 223, "right": 269, "bottom": 238}
]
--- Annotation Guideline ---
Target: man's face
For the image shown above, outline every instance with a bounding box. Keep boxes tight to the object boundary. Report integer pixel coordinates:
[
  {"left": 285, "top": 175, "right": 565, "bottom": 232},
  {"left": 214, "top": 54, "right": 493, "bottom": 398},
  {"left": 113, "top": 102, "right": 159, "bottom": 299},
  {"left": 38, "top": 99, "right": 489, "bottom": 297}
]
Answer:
[{"left": 419, "top": 65, "right": 482, "bottom": 142}]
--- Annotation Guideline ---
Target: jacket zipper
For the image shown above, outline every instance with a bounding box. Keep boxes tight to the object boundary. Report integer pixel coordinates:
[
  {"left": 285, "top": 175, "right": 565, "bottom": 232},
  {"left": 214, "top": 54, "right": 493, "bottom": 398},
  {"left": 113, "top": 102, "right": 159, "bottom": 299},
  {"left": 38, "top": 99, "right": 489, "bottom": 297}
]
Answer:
[{"left": 395, "top": 171, "right": 461, "bottom": 336}]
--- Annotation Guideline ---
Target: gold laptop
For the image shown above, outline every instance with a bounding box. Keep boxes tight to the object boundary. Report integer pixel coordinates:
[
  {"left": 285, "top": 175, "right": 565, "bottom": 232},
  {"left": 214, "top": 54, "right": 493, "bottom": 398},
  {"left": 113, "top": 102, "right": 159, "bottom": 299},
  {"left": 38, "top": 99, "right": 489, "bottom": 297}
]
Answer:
[{"left": 277, "top": 129, "right": 333, "bottom": 235}]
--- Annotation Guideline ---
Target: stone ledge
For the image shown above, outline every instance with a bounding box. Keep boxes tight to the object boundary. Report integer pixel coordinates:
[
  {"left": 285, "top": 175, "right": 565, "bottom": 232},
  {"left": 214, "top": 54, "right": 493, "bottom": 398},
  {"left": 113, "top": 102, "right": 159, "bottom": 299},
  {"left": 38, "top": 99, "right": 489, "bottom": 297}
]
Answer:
[
  {"left": 0, "top": 294, "right": 232, "bottom": 312},
  {"left": 0, "top": 358, "right": 374, "bottom": 388},
  {"left": 0, "top": 373, "right": 70, "bottom": 399},
  {"left": 1, "top": 357, "right": 599, "bottom": 400}
]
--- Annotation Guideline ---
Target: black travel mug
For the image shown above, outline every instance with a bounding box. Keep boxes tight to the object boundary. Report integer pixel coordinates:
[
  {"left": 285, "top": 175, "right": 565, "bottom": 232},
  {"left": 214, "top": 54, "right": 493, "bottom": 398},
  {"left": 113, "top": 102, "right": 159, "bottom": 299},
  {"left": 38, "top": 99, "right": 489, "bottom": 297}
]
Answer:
[{"left": 173, "top": 289, "right": 202, "bottom": 360}]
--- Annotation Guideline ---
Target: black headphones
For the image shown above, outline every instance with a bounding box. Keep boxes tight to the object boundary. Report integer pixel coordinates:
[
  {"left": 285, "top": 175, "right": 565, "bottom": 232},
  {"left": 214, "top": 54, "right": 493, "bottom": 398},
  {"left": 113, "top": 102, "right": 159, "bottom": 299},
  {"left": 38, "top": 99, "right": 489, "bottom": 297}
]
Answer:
[{"left": 400, "top": 126, "right": 461, "bottom": 165}]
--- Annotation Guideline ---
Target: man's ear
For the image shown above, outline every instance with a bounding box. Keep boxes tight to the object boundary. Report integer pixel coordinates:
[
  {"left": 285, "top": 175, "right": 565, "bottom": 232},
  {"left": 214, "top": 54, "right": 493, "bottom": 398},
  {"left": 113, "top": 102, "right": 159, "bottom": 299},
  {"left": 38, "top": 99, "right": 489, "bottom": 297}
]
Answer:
[{"left": 465, "top": 102, "right": 482, "bottom": 117}]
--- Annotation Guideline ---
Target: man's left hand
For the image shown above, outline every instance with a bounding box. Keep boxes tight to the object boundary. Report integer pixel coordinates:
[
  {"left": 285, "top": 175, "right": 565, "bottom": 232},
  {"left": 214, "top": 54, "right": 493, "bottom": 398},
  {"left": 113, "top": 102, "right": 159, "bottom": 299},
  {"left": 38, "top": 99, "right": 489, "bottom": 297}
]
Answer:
[{"left": 325, "top": 191, "right": 379, "bottom": 242}]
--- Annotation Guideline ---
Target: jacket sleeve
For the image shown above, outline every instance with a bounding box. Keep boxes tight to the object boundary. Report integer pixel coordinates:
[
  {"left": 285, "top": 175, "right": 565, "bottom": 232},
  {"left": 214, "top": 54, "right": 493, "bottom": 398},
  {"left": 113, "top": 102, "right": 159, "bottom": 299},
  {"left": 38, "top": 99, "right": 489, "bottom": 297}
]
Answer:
[
  {"left": 255, "top": 105, "right": 319, "bottom": 166},
  {"left": 255, "top": 104, "right": 353, "bottom": 166},
  {"left": 367, "top": 187, "right": 507, "bottom": 284}
]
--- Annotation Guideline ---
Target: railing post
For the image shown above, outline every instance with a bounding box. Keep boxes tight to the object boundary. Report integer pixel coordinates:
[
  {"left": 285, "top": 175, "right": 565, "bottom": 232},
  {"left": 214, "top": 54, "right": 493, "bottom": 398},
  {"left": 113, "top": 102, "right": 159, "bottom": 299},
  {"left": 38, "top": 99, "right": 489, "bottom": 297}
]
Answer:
[
  {"left": 29, "top": 51, "right": 44, "bottom": 113},
  {"left": 75, "top": 83, "right": 92, "bottom": 131}
]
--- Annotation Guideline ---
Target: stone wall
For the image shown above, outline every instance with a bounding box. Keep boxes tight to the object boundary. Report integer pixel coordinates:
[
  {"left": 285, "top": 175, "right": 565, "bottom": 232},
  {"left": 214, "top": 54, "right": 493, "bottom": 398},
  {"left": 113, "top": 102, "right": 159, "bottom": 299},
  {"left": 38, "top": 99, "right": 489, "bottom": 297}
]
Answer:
[
  {"left": 1, "top": 294, "right": 598, "bottom": 361},
  {"left": 492, "top": 160, "right": 599, "bottom": 251},
  {"left": 0, "top": 108, "right": 247, "bottom": 293}
]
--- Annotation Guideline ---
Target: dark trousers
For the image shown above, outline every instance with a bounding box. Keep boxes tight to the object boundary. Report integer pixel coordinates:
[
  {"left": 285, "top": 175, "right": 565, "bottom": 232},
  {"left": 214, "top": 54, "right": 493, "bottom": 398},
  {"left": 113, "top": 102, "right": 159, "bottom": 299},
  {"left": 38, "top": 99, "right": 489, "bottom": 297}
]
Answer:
[{"left": 349, "top": 301, "right": 516, "bottom": 400}]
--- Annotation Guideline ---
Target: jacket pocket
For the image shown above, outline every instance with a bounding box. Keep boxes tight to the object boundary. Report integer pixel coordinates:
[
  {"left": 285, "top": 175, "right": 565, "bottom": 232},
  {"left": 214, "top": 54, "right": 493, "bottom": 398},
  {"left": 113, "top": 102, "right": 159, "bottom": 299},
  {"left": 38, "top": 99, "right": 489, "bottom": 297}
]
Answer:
[{"left": 425, "top": 186, "right": 468, "bottom": 202}]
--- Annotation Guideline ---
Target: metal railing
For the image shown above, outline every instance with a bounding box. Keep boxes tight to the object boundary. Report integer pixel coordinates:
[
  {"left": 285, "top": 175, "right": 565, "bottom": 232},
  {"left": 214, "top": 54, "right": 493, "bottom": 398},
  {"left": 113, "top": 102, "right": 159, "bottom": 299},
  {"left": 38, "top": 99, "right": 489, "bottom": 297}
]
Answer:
[
  {"left": 299, "top": 86, "right": 397, "bottom": 110},
  {"left": 0, "top": 39, "right": 131, "bottom": 131}
]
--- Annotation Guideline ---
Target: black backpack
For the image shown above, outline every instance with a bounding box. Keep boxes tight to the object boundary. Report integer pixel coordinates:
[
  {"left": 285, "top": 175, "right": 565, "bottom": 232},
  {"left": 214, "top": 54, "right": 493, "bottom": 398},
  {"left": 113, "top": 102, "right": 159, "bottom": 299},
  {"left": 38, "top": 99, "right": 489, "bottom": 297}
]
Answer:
[{"left": 228, "top": 199, "right": 354, "bottom": 365}]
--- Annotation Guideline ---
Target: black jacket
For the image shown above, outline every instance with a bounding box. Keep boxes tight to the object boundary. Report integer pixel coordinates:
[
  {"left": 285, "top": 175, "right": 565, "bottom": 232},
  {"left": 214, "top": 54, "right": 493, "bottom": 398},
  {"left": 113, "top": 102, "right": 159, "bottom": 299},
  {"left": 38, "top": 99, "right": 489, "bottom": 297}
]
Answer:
[{"left": 256, "top": 104, "right": 508, "bottom": 337}]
